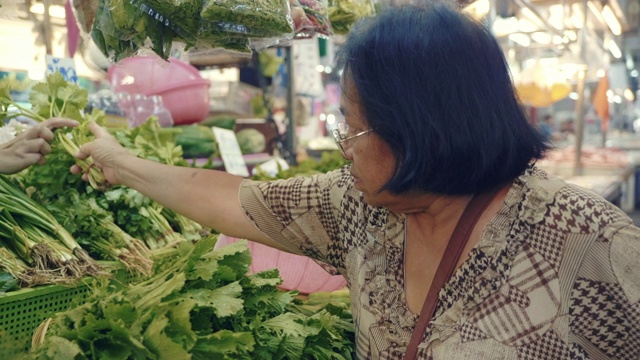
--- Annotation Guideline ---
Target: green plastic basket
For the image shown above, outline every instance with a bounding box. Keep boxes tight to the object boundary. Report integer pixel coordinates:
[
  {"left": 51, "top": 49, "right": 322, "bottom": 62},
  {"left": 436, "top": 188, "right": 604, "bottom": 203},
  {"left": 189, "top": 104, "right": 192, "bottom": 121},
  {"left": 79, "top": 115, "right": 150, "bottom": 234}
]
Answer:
[{"left": 0, "top": 262, "right": 139, "bottom": 357}]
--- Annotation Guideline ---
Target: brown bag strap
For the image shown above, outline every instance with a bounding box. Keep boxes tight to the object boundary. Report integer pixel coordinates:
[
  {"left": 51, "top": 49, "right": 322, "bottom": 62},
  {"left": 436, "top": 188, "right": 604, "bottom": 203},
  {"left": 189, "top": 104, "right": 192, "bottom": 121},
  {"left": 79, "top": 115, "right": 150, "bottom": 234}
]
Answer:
[{"left": 404, "top": 189, "right": 500, "bottom": 360}]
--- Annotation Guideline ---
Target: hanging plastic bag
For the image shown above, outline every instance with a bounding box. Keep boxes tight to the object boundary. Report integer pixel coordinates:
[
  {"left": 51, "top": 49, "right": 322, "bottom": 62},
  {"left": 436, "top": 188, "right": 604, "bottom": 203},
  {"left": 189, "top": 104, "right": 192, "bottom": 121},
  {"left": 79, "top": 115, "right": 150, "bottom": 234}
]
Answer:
[
  {"left": 200, "top": 0, "right": 294, "bottom": 38},
  {"left": 89, "top": 0, "right": 184, "bottom": 61},
  {"left": 199, "top": 0, "right": 295, "bottom": 52},
  {"left": 297, "top": 0, "right": 333, "bottom": 37},
  {"left": 289, "top": 0, "right": 315, "bottom": 38},
  {"left": 327, "top": 0, "right": 376, "bottom": 35}
]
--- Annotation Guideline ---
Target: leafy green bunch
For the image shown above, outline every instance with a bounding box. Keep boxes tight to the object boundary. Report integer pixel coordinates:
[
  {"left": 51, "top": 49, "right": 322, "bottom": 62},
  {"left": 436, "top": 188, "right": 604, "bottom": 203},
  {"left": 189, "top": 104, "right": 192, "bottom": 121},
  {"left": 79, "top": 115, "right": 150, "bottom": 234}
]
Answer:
[
  {"left": 0, "top": 72, "right": 107, "bottom": 189},
  {"left": 32, "top": 238, "right": 355, "bottom": 359}
]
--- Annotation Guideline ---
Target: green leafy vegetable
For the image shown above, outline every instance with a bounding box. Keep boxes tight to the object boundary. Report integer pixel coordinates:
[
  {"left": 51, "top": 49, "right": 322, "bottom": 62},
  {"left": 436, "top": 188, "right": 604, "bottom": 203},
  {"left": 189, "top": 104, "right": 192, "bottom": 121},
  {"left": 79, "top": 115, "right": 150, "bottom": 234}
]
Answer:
[{"left": 32, "top": 239, "right": 355, "bottom": 359}]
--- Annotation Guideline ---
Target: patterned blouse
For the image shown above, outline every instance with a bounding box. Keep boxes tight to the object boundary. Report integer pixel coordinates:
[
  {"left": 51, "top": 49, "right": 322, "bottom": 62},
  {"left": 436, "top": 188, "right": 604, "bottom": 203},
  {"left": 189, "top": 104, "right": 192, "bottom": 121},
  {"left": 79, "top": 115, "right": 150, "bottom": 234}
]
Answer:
[{"left": 238, "top": 165, "right": 640, "bottom": 359}]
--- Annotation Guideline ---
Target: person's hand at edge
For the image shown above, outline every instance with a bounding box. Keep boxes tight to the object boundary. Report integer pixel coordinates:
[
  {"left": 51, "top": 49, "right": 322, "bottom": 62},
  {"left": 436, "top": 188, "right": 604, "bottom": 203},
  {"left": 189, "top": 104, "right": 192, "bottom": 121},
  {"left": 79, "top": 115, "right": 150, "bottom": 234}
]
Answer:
[
  {"left": 0, "top": 118, "right": 78, "bottom": 174},
  {"left": 70, "top": 121, "right": 132, "bottom": 186}
]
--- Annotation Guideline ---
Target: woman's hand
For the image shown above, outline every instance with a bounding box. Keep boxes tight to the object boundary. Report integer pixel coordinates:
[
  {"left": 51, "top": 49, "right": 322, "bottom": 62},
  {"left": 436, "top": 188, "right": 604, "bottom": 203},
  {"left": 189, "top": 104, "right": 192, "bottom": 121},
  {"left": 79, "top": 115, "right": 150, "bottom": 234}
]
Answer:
[
  {"left": 70, "top": 122, "right": 133, "bottom": 186},
  {"left": 0, "top": 118, "right": 78, "bottom": 174}
]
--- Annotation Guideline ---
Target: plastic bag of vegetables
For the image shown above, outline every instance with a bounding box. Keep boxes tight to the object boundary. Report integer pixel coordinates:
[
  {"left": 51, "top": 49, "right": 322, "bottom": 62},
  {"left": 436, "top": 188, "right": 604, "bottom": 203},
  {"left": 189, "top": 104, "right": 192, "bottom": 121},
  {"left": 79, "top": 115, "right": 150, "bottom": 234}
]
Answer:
[{"left": 328, "top": 0, "right": 376, "bottom": 35}]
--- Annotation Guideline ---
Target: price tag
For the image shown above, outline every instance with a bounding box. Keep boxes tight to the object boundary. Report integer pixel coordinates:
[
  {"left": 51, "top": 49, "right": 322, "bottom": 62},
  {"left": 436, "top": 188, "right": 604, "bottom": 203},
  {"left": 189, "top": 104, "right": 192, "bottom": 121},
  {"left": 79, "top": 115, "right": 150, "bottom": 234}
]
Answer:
[
  {"left": 45, "top": 55, "right": 78, "bottom": 83},
  {"left": 212, "top": 127, "right": 249, "bottom": 177}
]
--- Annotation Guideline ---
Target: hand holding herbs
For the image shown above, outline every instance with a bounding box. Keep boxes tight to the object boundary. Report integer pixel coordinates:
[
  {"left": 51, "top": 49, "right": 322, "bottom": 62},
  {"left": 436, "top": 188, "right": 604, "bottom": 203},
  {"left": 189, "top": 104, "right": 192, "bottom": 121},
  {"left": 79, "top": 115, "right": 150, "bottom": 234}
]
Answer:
[
  {"left": 1, "top": 72, "right": 108, "bottom": 189},
  {"left": 71, "top": 121, "right": 133, "bottom": 188},
  {"left": 0, "top": 118, "right": 78, "bottom": 175}
]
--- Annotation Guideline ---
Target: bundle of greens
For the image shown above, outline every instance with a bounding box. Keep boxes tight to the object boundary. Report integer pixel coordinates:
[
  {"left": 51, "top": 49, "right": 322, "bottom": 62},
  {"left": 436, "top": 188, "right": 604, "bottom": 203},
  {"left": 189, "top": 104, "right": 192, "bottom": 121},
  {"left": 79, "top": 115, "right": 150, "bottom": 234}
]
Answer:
[
  {"left": 4, "top": 75, "right": 199, "bottom": 277},
  {"left": 31, "top": 238, "right": 355, "bottom": 359},
  {"left": 0, "top": 176, "right": 103, "bottom": 285},
  {"left": 92, "top": 0, "right": 178, "bottom": 61},
  {"left": 200, "top": 0, "right": 294, "bottom": 38},
  {"left": 0, "top": 72, "right": 108, "bottom": 189},
  {"left": 328, "top": 0, "right": 375, "bottom": 35},
  {"left": 252, "top": 150, "right": 350, "bottom": 180}
]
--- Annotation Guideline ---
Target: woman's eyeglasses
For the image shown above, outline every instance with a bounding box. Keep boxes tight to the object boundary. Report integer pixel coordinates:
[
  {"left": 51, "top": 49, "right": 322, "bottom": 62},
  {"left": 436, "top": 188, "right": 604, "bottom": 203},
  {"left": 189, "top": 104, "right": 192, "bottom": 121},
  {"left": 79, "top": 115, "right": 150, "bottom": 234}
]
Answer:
[{"left": 331, "top": 121, "right": 375, "bottom": 158}]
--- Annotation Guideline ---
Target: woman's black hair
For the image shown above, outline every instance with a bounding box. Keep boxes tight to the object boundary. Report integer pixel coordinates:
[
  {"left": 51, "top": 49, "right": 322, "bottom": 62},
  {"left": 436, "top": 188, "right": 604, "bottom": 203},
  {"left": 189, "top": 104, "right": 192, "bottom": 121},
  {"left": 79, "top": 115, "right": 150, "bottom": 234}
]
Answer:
[{"left": 335, "top": 1, "right": 549, "bottom": 195}]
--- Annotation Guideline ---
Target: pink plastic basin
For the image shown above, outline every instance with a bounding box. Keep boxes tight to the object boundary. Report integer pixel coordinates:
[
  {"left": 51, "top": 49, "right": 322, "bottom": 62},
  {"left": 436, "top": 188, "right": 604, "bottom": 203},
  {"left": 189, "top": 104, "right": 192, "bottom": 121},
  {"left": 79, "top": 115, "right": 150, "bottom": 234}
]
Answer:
[
  {"left": 215, "top": 234, "right": 348, "bottom": 295},
  {"left": 109, "top": 56, "right": 210, "bottom": 125}
]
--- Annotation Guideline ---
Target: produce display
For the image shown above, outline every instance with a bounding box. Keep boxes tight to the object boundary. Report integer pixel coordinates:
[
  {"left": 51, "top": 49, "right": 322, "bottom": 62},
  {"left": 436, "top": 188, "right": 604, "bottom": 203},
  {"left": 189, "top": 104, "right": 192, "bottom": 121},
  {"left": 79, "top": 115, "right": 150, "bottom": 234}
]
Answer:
[
  {"left": 0, "top": 74, "right": 208, "bottom": 283},
  {"left": 72, "top": 0, "right": 372, "bottom": 61},
  {"left": 252, "top": 150, "right": 350, "bottom": 180},
  {"left": 74, "top": 0, "right": 295, "bottom": 61},
  {"left": 0, "top": 75, "right": 356, "bottom": 358},
  {"left": 31, "top": 238, "right": 355, "bottom": 359}
]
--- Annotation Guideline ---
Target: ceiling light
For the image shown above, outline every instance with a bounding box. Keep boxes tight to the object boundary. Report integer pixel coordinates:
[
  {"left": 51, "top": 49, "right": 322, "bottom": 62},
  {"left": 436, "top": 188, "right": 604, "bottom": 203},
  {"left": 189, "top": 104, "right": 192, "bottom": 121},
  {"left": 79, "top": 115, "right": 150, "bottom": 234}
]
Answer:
[
  {"left": 509, "top": 33, "right": 531, "bottom": 47},
  {"left": 624, "top": 88, "right": 634, "bottom": 101},
  {"left": 601, "top": 5, "right": 621, "bottom": 35},
  {"left": 587, "top": 1, "right": 606, "bottom": 26},
  {"left": 570, "top": 3, "right": 584, "bottom": 29},
  {"left": 463, "top": 0, "right": 490, "bottom": 19},
  {"left": 531, "top": 32, "right": 552, "bottom": 44},
  {"left": 29, "top": 3, "right": 66, "bottom": 19},
  {"left": 608, "top": 39, "right": 622, "bottom": 59}
]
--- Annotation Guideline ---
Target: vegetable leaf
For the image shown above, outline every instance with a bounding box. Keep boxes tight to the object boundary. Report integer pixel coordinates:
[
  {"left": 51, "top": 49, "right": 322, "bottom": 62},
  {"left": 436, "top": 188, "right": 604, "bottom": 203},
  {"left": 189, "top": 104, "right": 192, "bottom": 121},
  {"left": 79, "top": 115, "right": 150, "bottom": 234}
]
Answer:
[
  {"left": 191, "top": 330, "right": 255, "bottom": 359},
  {"left": 185, "top": 282, "right": 244, "bottom": 318}
]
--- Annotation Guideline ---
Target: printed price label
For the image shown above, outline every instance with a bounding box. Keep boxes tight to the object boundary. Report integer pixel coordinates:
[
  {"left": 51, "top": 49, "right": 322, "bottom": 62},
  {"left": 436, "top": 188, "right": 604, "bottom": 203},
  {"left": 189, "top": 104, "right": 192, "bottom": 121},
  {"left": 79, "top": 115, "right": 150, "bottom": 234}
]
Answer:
[
  {"left": 45, "top": 55, "right": 78, "bottom": 83},
  {"left": 212, "top": 127, "right": 249, "bottom": 177}
]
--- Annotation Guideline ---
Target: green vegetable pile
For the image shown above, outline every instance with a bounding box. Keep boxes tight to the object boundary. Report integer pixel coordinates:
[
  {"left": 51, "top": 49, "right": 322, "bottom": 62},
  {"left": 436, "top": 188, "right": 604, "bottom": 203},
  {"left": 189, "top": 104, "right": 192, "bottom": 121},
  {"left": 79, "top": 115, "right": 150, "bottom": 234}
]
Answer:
[
  {"left": 31, "top": 238, "right": 354, "bottom": 359},
  {"left": 328, "top": 0, "right": 375, "bottom": 35},
  {"left": 1, "top": 74, "right": 209, "bottom": 281},
  {"left": 200, "top": 0, "right": 293, "bottom": 38},
  {"left": 252, "top": 150, "right": 350, "bottom": 180},
  {"left": 84, "top": 0, "right": 295, "bottom": 60}
]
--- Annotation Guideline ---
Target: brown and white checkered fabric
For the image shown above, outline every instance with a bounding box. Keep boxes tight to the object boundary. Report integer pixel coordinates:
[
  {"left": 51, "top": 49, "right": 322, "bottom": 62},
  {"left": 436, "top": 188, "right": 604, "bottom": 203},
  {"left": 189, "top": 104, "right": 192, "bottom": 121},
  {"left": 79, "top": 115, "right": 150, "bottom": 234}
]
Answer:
[{"left": 239, "top": 165, "right": 640, "bottom": 359}]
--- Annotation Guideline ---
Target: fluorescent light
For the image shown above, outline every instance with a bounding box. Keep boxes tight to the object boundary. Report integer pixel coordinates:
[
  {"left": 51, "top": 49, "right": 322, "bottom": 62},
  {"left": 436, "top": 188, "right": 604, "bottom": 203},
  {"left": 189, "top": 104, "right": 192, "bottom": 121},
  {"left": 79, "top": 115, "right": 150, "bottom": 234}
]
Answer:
[
  {"left": 531, "top": 32, "right": 552, "bottom": 44},
  {"left": 608, "top": 39, "right": 622, "bottom": 58},
  {"left": 29, "top": 3, "right": 66, "bottom": 18},
  {"left": 587, "top": 1, "right": 606, "bottom": 25},
  {"left": 493, "top": 17, "right": 520, "bottom": 36},
  {"left": 509, "top": 33, "right": 531, "bottom": 47},
  {"left": 548, "top": 5, "right": 564, "bottom": 31},
  {"left": 597, "top": 69, "right": 606, "bottom": 77},
  {"left": 631, "top": 69, "right": 639, "bottom": 77},
  {"left": 520, "top": 8, "right": 544, "bottom": 29},
  {"left": 602, "top": 5, "right": 621, "bottom": 35},
  {"left": 571, "top": 4, "right": 584, "bottom": 29},
  {"left": 624, "top": 88, "right": 634, "bottom": 101},
  {"left": 569, "top": 92, "right": 579, "bottom": 100},
  {"left": 626, "top": 54, "right": 635, "bottom": 70},
  {"left": 463, "top": 0, "right": 490, "bottom": 19},
  {"left": 517, "top": 18, "right": 539, "bottom": 33}
]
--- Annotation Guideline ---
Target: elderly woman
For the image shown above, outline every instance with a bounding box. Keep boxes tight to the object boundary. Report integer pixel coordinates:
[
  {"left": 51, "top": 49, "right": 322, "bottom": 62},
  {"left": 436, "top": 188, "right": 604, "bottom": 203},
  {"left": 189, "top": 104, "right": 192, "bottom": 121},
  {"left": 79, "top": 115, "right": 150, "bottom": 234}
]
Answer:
[
  {"left": 0, "top": 119, "right": 77, "bottom": 174},
  {"left": 64, "top": 2, "right": 639, "bottom": 359}
]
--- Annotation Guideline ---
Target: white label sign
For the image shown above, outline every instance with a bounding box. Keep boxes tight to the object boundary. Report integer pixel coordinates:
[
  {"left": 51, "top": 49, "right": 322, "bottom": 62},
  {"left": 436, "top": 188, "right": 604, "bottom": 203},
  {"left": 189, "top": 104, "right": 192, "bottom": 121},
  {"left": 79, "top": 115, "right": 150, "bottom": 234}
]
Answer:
[
  {"left": 211, "top": 127, "right": 249, "bottom": 177},
  {"left": 45, "top": 55, "right": 78, "bottom": 83}
]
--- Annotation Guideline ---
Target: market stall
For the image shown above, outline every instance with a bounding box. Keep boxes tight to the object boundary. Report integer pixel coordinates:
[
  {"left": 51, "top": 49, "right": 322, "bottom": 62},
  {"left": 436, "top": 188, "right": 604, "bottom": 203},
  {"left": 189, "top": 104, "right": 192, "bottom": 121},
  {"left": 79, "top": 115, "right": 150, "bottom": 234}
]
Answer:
[{"left": 0, "top": 0, "right": 378, "bottom": 357}]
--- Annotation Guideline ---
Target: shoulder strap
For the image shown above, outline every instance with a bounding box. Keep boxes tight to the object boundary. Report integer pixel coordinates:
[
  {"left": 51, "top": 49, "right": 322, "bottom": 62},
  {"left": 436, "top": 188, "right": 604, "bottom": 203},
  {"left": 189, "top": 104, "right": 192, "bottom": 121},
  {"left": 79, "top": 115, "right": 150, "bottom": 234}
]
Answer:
[{"left": 404, "top": 189, "right": 500, "bottom": 360}]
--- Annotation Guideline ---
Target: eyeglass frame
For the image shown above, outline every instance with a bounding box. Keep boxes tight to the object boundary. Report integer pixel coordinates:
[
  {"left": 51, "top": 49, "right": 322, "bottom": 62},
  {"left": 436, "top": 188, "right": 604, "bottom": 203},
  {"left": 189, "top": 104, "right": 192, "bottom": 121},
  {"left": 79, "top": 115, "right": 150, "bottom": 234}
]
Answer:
[{"left": 331, "top": 126, "right": 376, "bottom": 157}]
